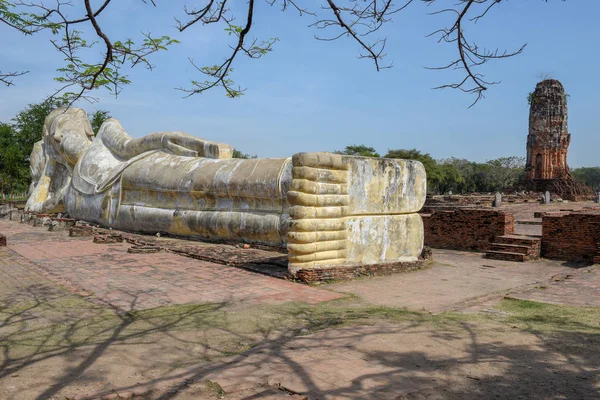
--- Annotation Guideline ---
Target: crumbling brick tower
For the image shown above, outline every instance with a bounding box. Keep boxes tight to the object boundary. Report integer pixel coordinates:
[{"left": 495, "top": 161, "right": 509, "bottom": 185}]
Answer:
[
  {"left": 524, "top": 79, "right": 594, "bottom": 200},
  {"left": 525, "top": 79, "right": 570, "bottom": 180}
]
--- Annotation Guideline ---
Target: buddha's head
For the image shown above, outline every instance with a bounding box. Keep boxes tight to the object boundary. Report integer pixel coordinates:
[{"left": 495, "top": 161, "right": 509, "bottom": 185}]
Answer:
[
  {"left": 43, "top": 107, "right": 95, "bottom": 171},
  {"left": 26, "top": 108, "right": 95, "bottom": 213}
]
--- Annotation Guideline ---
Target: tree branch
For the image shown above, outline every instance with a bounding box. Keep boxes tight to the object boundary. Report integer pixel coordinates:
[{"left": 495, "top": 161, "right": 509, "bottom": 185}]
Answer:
[
  {"left": 424, "top": 0, "right": 526, "bottom": 106},
  {"left": 0, "top": 70, "right": 28, "bottom": 86}
]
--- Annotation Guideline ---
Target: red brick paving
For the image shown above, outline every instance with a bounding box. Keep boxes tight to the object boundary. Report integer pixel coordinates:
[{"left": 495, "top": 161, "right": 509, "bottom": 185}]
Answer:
[
  {"left": 0, "top": 219, "right": 341, "bottom": 311},
  {"left": 509, "top": 266, "right": 600, "bottom": 307}
]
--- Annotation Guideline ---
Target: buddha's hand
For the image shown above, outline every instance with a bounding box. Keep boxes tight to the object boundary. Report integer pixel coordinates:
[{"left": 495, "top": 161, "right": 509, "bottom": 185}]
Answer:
[
  {"left": 160, "top": 132, "right": 204, "bottom": 157},
  {"left": 133, "top": 131, "right": 230, "bottom": 159}
]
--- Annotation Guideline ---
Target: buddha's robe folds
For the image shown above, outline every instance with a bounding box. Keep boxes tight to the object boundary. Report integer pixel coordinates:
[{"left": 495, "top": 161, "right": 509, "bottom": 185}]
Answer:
[{"left": 67, "top": 119, "right": 293, "bottom": 246}]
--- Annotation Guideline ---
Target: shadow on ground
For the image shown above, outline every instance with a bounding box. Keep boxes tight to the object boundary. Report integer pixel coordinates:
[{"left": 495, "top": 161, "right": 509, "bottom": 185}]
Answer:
[{"left": 1, "top": 284, "right": 599, "bottom": 399}]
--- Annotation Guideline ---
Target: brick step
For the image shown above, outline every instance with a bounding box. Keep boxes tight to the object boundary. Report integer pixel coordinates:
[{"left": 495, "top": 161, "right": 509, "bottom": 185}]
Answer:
[
  {"left": 489, "top": 243, "right": 531, "bottom": 255},
  {"left": 516, "top": 219, "right": 542, "bottom": 225},
  {"left": 485, "top": 251, "right": 528, "bottom": 262},
  {"left": 495, "top": 235, "right": 541, "bottom": 246},
  {"left": 493, "top": 235, "right": 541, "bottom": 259}
]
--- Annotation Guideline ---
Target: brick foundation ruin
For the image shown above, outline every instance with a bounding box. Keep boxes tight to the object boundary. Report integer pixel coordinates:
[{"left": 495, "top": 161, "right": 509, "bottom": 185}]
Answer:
[
  {"left": 421, "top": 207, "right": 600, "bottom": 264},
  {"left": 294, "top": 257, "right": 431, "bottom": 283},
  {"left": 422, "top": 209, "right": 515, "bottom": 251},
  {"left": 523, "top": 176, "right": 594, "bottom": 202},
  {"left": 542, "top": 211, "right": 600, "bottom": 263}
]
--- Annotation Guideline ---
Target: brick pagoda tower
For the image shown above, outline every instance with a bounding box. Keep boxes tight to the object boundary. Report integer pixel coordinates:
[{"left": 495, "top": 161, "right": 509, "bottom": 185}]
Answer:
[
  {"left": 525, "top": 79, "right": 570, "bottom": 180},
  {"left": 523, "top": 79, "right": 594, "bottom": 200}
]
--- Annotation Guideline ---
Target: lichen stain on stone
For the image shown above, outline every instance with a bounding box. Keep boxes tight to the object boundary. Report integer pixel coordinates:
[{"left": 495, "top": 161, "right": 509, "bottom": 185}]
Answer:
[
  {"left": 100, "top": 194, "right": 110, "bottom": 221},
  {"left": 169, "top": 210, "right": 194, "bottom": 236}
]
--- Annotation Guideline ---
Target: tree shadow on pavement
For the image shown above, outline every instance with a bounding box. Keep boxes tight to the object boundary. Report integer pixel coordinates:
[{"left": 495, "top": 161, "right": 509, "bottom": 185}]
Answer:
[
  {"left": 1, "top": 284, "right": 599, "bottom": 400},
  {"left": 0, "top": 284, "right": 238, "bottom": 399},
  {"left": 93, "top": 304, "right": 600, "bottom": 400}
]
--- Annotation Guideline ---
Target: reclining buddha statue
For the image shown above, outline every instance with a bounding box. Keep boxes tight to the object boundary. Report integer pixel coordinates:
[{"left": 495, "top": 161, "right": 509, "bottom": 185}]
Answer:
[{"left": 27, "top": 108, "right": 427, "bottom": 277}]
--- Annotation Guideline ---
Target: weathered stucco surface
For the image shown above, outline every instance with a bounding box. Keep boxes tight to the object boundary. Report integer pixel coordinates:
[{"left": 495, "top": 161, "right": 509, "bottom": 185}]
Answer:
[
  {"left": 287, "top": 153, "right": 425, "bottom": 274},
  {"left": 27, "top": 108, "right": 426, "bottom": 276}
]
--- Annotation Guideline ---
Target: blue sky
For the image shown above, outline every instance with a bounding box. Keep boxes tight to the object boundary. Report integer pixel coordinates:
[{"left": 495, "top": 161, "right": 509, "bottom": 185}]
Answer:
[{"left": 1, "top": 0, "right": 599, "bottom": 166}]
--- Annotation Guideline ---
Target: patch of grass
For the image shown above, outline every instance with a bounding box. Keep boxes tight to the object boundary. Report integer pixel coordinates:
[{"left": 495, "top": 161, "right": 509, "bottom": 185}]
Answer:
[
  {"left": 497, "top": 298, "right": 600, "bottom": 334},
  {"left": 204, "top": 380, "right": 225, "bottom": 398},
  {"left": 2, "top": 294, "right": 469, "bottom": 367},
  {"left": 259, "top": 296, "right": 473, "bottom": 336},
  {"left": 13, "top": 291, "right": 599, "bottom": 372}
]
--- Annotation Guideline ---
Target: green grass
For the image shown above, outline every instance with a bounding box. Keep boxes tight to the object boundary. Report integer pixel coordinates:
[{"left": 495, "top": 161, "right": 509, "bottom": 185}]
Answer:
[
  {"left": 0, "top": 294, "right": 467, "bottom": 365},
  {"left": 204, "top": 380, "right": 225, "bottom": 398},
  {"left": 4, "top": 288, "right": 600, "bottom": 370},
  {"left": 497, "top": 298, "right": 600, "bottom": 334}
]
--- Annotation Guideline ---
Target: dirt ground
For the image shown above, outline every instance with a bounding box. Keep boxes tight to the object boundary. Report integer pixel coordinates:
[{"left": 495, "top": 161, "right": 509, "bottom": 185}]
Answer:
[{"left": 1, "top": 204, "right": 599, "bottom": 400}]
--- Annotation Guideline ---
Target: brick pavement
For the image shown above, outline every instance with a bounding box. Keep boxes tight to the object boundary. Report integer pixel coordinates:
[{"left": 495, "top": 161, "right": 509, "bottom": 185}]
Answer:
[
  {"left": 0, "top": 245, "right": 107, "bottom": 330},
  {"left": 508, "top": 265, "right": 600, "bottom": 306},
  {"left": 330, "top": 249, "right": 593, "bottom": 312},
  {"left": 2, "top": 215, "right": 600, "bottom": 400},
  {"left": 0, "top": 219, "right": 341, "bottom": 311},
  {"left": 500, "top": 200, "right": 599, "bottom": 220},
  {"left": 503, "top": 201, "right": 600, "bottom": 235},
  {"left": 82, "top": 320, "right": 600, "bottom": 400}
]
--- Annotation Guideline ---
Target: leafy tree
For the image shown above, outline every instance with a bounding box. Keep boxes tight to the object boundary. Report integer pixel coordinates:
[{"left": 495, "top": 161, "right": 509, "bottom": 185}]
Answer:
[
  {"left": 1, "top": 99, "right": 64, "bottom": 195},
  {"left": 0, "top": 0, "right": 563, "bottom": 105},
  {"left": 434, "top": 163, "right": 464, "bottom": 195},
  {"left": 572, "top": 167, "right": 600, "bottom": 191},
  {"left": 0, "top": 100, "right": 107, "bottom": 194},
  {"left": 335, "top": 145, "right": 380, "bottom": 158},
  {"left": 485, "top": 156, "right": 525, "bottom": 191},
  {"left": 439, "top": 156, "right": 525, "bottom": 193},
  {"left": 232, "top": 149, "right": 258, "bottom": 159},
  {"left": 438, "top": 158, "right": 477, "bottom": 193},
  {"left": 89, "top": 110, "right": 111, "bottom": 133},
  {"left": 0, "top": 123, "right": 27, "bottom": 195}
]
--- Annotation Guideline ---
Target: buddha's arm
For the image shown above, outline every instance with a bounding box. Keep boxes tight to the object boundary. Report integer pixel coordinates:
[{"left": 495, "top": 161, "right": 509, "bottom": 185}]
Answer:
[{"left": 98, "top": 119, "right": 232, "bottom": 160}]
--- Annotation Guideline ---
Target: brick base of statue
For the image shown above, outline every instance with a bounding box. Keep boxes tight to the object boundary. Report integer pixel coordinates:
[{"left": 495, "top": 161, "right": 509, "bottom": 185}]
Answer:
[
  {"left": 294, "top": 248, "right": 433, "bottom": 283},
  {"left": 520, "top": 173, "right": 595, "bottom": 201}
]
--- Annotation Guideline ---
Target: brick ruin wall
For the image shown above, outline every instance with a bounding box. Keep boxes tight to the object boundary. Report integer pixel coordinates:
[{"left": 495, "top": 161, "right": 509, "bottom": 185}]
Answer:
[
  {"left": 542, "top": 212, "right": 600, "bottom": 263},
  {"left": 421, "top": 209, "right": 515, "bottom": 251}
]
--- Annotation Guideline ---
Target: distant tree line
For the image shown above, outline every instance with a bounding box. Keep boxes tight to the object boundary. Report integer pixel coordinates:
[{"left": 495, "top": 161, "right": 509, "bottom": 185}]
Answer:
[
  {"left": 232, "top": 149, "right": 257, "bottom": 159},
  {"left": 335, "top": 145, "right": 600, "bottom": 195},
  {"left": 0, "top": 100, "right": 110, "bottom": 196},
  {"left": 571, "top": 168, "right": 600, "bottom": 191}
]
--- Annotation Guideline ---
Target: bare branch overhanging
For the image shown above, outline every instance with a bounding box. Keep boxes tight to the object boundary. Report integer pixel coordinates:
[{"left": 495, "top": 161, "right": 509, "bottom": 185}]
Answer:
[
  {"left": 0, "top": 70, "right": 28, "bottom": 86},
  {"left": 0, "top": 0, "right": 536, "bottom": 105}
]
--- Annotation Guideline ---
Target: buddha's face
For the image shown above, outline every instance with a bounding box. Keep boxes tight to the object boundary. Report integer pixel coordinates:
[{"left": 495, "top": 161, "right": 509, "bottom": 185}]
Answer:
[
  {"left": 26, "top": 108, "right": 95, "bottom": 213},
  {"left": 43, "top": 108, "right": 94, "bottom": 170}
]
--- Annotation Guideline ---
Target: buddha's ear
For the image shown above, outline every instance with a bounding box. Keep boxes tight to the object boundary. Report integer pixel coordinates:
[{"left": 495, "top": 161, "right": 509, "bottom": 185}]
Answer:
[{"left": 75, "top": 108, "right": 95, "bottom": 139}]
